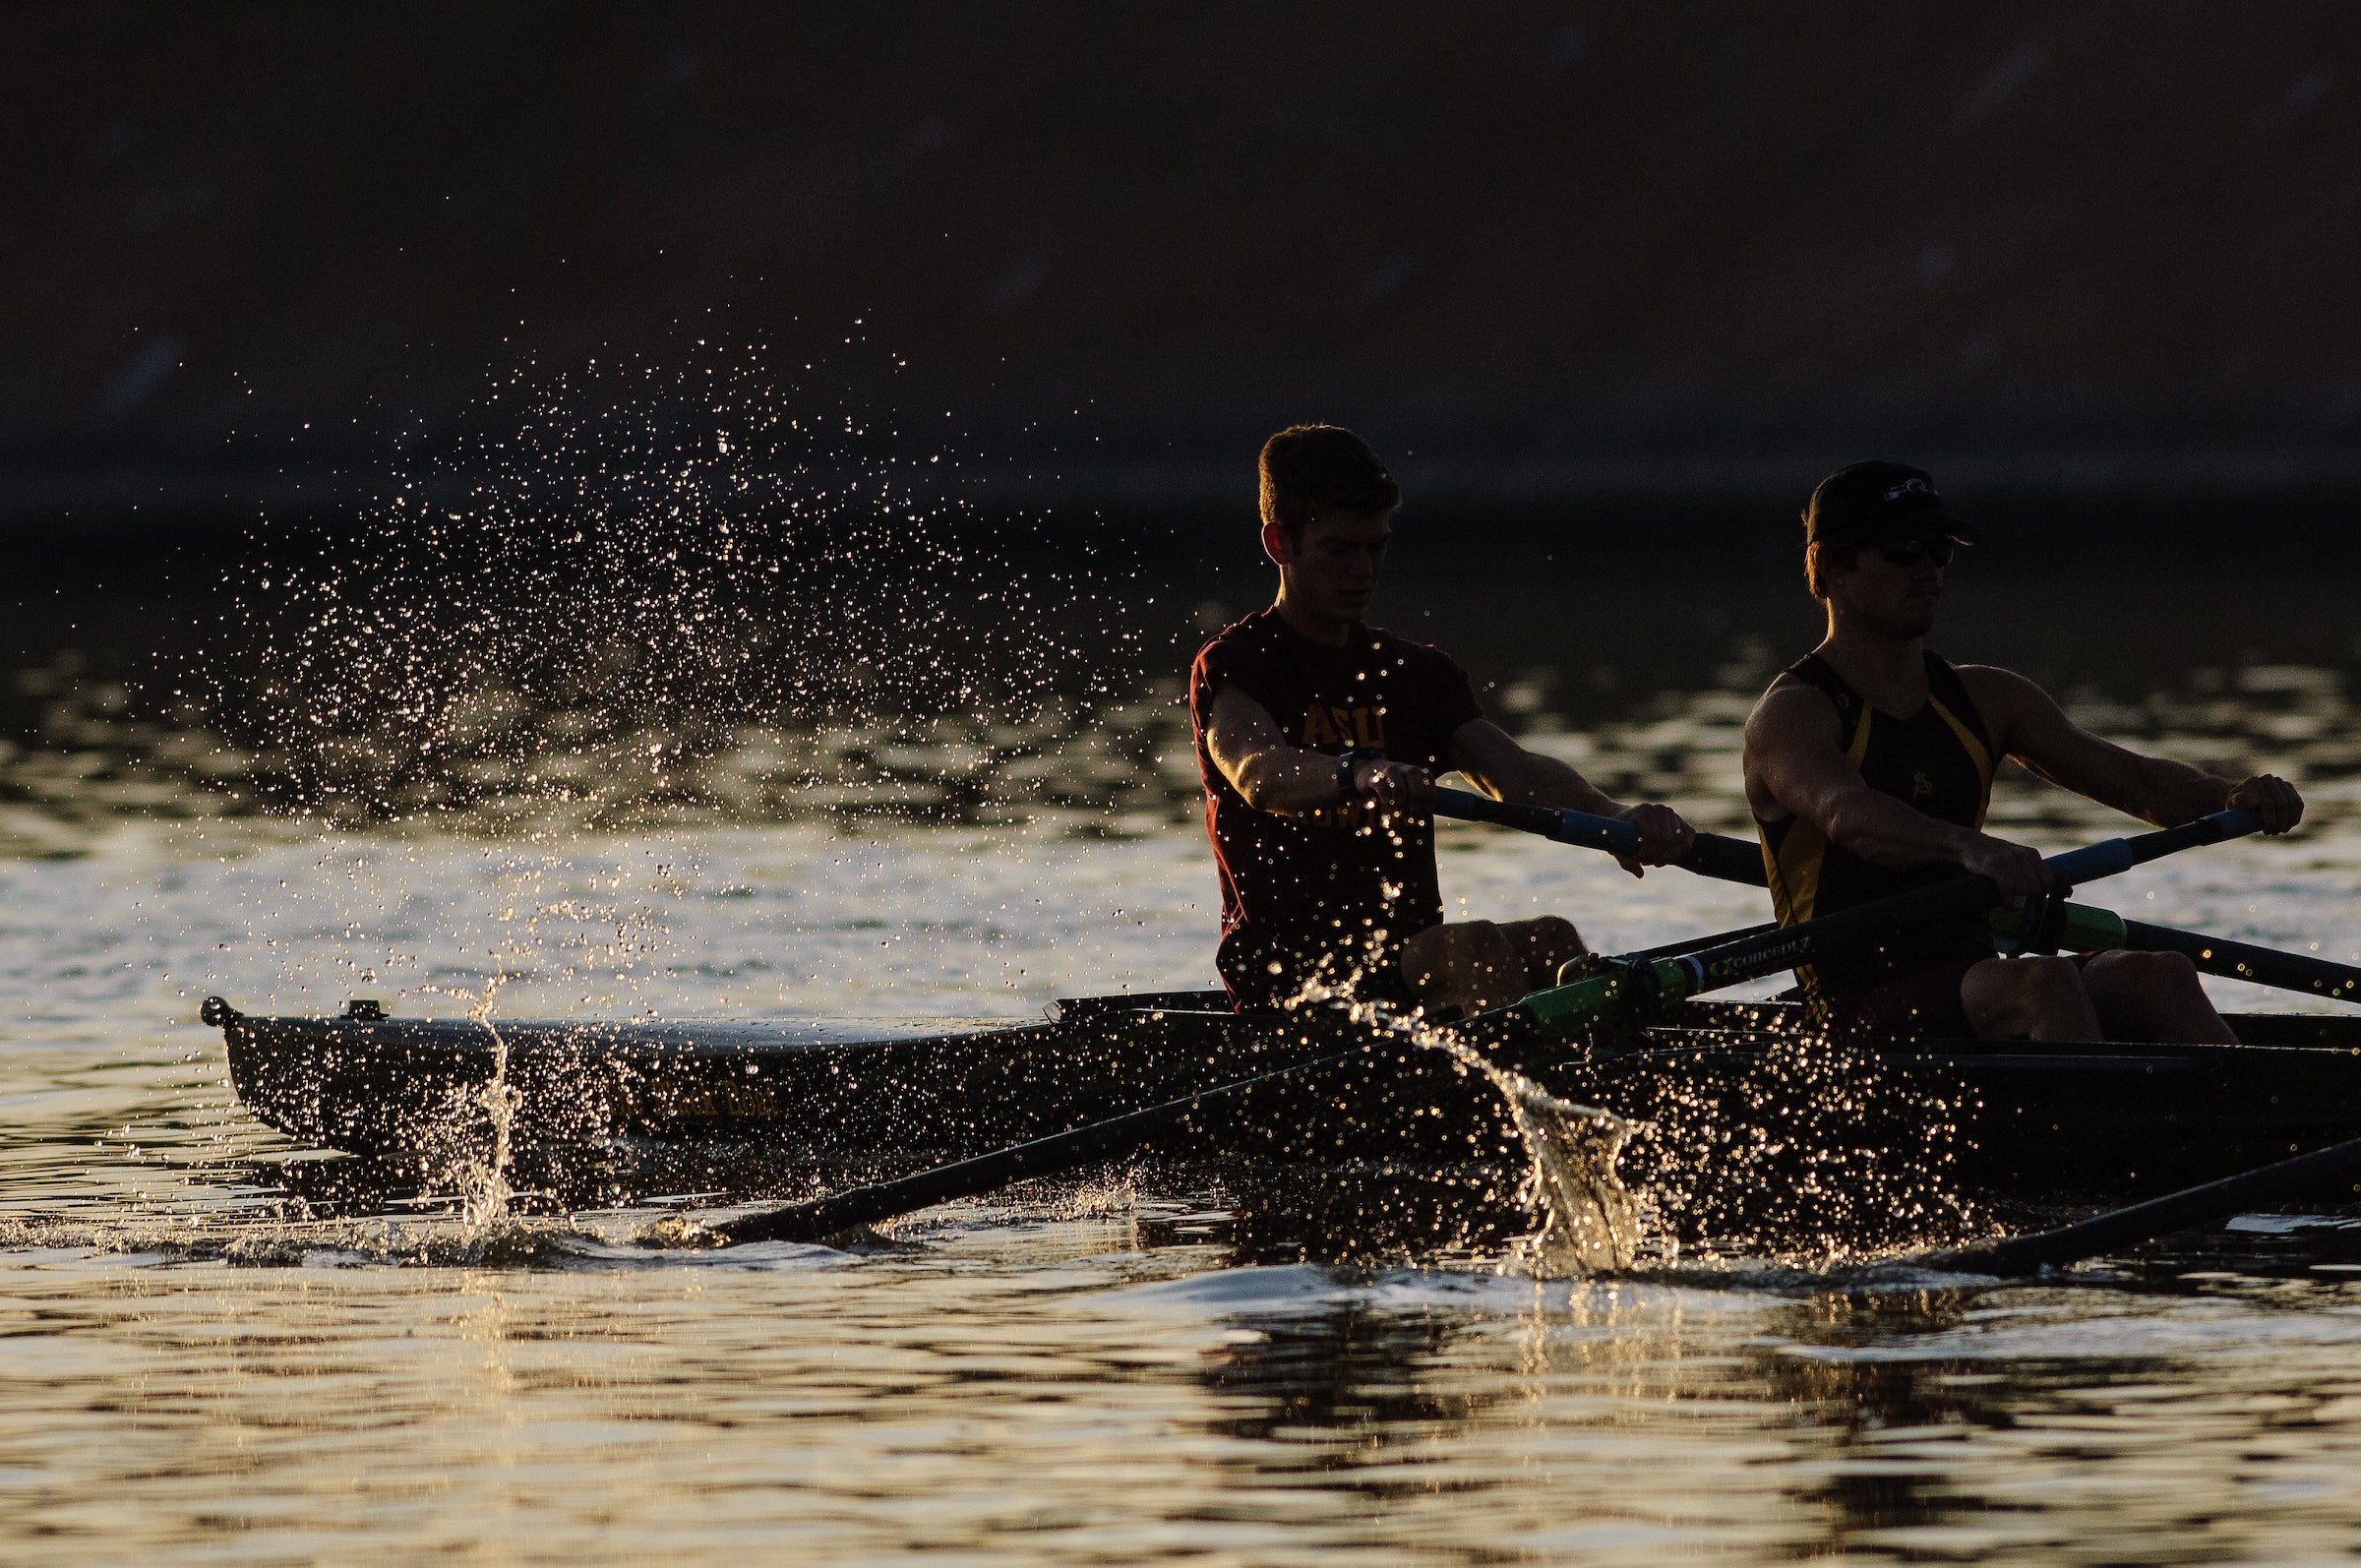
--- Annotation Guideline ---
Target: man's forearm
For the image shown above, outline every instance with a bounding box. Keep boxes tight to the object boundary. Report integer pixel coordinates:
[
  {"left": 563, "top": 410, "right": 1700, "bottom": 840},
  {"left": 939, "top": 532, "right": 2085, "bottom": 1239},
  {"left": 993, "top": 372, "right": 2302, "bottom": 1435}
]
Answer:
[
  {"left": 1231, "top": 745, "right": 1351, "bottom": 814},
  {"left": 2123, "top": 758, "right": 2236, "bottom": 827},
  {"left": 1482, "top": 752, "right": 1625, "bottom": 817},
  {"left": 1822, "top": 790, "right": 1982, "bottom": 870}
]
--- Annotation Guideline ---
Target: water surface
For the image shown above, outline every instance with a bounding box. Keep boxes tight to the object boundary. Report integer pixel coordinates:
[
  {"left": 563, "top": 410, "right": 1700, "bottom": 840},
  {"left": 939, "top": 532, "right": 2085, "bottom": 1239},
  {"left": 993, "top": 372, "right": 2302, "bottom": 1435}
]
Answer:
[{"left": 8, "top": 568, "right": 2361, "bottom": 1562}]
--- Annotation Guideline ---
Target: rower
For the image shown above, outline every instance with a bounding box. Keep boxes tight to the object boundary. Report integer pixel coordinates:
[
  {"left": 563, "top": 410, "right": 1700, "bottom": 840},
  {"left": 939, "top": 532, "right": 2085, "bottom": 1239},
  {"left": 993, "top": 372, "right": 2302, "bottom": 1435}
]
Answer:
[
  {"left": 1190, "top": 424, "right": 1697, "bottom": 1016},
  {"left": 1742, "top": 460, "right": 2304, "bottom": 1043}
]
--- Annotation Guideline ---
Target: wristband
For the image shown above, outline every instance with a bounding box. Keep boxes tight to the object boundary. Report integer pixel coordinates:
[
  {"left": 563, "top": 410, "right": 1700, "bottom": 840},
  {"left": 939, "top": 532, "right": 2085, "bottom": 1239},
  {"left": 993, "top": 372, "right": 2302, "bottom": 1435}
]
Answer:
[{"left": 1336, "top": 749, "right": 1376, "bottom": 802}]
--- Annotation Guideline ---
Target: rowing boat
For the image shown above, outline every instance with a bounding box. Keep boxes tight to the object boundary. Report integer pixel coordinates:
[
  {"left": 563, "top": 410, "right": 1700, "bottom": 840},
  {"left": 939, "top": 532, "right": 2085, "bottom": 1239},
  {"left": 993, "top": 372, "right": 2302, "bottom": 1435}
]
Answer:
[{"left": 203, "top": 992, "right": 2361, "bottom": 1211}]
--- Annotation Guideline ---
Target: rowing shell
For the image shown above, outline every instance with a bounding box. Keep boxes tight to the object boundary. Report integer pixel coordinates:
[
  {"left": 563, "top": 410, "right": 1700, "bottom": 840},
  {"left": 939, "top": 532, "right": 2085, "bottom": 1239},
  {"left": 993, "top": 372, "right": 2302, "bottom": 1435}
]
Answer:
[{"left": 204, "top": 993, "right": 2361, "bottom": 1209}]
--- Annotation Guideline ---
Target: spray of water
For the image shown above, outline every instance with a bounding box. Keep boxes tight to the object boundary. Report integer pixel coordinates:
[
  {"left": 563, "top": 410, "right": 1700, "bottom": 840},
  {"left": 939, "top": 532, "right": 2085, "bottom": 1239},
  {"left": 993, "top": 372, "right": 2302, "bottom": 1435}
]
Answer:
[
  {"left": 164, "top": 334, "right": 1955, "bottom": 1273},
  {"left": 196, "top": 333, "right": 1163, "bottom": 1219},
  {"left": 213, "top": 332, "right": 1145, "bottom": 838},
  {"left": 1294, "top": 977, "right": 1642, "bottom": 1275},
  {"left": 1609, "top": 1001, "right": 1979, "bottom": 1263},
  {"left": 1423, "top": 1030, "right": 1640, "bottom": 1275}
]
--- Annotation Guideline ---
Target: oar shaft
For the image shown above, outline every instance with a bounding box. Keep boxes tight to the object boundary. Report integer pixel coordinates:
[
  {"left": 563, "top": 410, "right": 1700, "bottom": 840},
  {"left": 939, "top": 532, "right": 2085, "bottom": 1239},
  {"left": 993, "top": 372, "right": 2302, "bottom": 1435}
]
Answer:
[
  {"left": 1934, "top": 1129, "right": 2361, "bottom": 1274},
  {"left": 1430, "top": 787, "right": 1768, "bottom": 887},
  {"left": 1988, "top": 900, "right": 2361, "bottom": 1005},
  {"left": 1677, "top": 834, "right": 1772, "bottom": 887},
  {"left": 2122, "top": 919, "right": 2361, "bottom": 1002},
  {"left": 1513, "top": 809, "right": 2264, "bottom": 1038},
  {"left": 1673, "top": 809, "right": 2263, "bottom": 995},
  {"left": 712, "top": 1045, "right": 1370, "bottom": 1244}
]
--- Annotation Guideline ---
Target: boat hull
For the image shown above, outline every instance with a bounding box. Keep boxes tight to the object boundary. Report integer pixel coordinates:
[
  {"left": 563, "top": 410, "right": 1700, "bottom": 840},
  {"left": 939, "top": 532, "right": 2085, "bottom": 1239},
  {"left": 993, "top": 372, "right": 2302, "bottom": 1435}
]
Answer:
[{"left": 212, "top": 994, "right": 2361, "bottom": 1206}]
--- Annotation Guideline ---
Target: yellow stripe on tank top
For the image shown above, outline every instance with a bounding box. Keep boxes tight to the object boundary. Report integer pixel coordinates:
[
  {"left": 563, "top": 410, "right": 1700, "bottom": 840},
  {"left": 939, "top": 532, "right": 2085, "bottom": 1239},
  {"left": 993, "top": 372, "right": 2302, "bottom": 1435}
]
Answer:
[
  {"left": 1767, "top": 707, "right": 1876, "bottom": 926},
  {"left": 1926, "top": 697, "right": 1994, "bottom": 826}
]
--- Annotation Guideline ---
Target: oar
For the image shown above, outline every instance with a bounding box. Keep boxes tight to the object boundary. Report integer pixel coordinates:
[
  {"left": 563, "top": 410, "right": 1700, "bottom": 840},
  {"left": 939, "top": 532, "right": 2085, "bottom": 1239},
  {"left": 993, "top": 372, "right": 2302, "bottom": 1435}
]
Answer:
[
  {"left": 717, "top": 914, "right": 1779, "bottom": 1245},
  {"left": 1508, "top": 809, "right": 2263, "bottom": 1041},
  {"left": 1928, "top": 1128, "right": 2361, "bottom": 1275},
  {"left": 710, "top": 810, "right": 2258, "bottom": 1246},
  {"left": 1992, "top": 900, "right": 2361, "bottom": 1005},
  {"left": 1432, "top": 787, "right": 1769, "bottom": 886},
  {"left": 1447, "top": 786, "right": 2336, "bottom": 1017},
  {"left": 711, "top": 1043, "right": 1384, "bottom": 1245},
  {"left": 1436, "top": 794, "right": 2349, "bottom": 1010}
]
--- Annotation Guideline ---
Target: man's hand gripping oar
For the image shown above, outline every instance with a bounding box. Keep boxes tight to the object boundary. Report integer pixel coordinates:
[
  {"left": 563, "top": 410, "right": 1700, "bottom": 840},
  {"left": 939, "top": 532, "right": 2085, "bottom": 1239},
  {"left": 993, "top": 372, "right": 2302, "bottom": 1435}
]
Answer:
[
  {"left": 701, "top": 809, "right": 2260, "bottom": 1247},
  {"left": 1430, "top": 787, "right": 1769, "bottom": 886}
]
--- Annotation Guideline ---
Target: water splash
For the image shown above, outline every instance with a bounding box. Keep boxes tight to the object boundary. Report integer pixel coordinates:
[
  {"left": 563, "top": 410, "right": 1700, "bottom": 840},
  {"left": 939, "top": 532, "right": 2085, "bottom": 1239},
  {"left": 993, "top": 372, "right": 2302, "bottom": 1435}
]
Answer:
[
  {"left": 209, "top": 333, "right": 1144, "bottom": 838},
  {"left": 461, "top": 1009, "right": 515, "bottom": 1230},
  {"left": 1417, "top": 1028, "right": 1640, "bottom": 1275},
  {"left": 1492, "top": 1073, "right": 1640, "bottom": 1274},
  {"left": 1615, "top": 1005, "right": 1979, "bottom": 1263},
  {"left": 1301, "top": 976, "right": 1643, "bottom": 1275}
]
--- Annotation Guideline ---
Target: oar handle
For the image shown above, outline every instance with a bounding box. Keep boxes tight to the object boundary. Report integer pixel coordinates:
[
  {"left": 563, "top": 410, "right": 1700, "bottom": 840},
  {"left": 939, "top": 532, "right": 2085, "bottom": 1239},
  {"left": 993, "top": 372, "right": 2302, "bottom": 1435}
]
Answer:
[
  {"left": 1432, "top": 788, "right": 1636, "bottom": 853},
  {"left": 2042, "top": 807, "right": 2262, "bottom": 886},
  {"left": 1430, "top": 787, "right": 1769, "bottom": 887}
]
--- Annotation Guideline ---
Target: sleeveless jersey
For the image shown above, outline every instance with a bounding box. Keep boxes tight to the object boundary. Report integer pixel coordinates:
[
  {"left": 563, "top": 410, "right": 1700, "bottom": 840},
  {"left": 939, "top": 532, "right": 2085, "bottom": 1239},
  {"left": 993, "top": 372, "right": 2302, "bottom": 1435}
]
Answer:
[{"left": 1757, "top": 650, "right": 1998, "bottom": 1010}]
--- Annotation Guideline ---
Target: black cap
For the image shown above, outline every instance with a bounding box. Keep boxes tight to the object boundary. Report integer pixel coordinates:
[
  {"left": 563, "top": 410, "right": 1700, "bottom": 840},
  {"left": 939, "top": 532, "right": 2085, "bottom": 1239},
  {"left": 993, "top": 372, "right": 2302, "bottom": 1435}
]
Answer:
[{"left": 1803, "top": 461, "right": 1977, "bottom": 549}]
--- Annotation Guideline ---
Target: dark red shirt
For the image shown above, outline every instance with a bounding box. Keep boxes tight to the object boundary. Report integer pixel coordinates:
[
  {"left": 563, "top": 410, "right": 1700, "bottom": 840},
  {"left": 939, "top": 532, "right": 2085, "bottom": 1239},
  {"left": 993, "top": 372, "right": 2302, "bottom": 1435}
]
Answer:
[{"left": 1188, "top": 609, "right": 1484, "bottom": 1007}]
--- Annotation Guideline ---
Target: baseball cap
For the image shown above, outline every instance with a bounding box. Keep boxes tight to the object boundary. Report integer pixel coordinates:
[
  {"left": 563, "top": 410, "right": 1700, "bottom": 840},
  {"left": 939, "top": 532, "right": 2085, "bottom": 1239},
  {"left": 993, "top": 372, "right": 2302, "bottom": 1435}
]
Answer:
[{"left": 1803, "top": 461, "right": 1978, "bottom": 548}]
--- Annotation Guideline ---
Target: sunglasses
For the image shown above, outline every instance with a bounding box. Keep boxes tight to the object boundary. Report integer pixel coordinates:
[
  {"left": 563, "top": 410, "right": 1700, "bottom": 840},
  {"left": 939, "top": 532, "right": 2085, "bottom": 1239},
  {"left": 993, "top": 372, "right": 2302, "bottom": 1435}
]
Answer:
[{"left": 1873, "top": 538, "right": 1959, "bottom": 568}]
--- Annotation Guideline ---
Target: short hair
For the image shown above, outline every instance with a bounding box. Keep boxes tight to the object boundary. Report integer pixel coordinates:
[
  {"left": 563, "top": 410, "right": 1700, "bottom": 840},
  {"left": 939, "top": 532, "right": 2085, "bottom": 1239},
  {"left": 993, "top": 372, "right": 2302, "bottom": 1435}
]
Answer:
[{"left": 1257, "top": 424, "right": 1400, "bottom": 539}]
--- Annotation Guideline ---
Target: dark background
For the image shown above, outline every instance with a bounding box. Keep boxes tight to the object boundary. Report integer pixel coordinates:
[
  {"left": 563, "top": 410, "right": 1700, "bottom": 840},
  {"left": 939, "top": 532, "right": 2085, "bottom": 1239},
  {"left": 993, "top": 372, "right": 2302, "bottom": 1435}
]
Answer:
[
  {"left": 8, "top": 2, "right": 2360, "bottom": 545},
  {"left": 0, "top": 3, "right": 2358, "bottom": 843}
]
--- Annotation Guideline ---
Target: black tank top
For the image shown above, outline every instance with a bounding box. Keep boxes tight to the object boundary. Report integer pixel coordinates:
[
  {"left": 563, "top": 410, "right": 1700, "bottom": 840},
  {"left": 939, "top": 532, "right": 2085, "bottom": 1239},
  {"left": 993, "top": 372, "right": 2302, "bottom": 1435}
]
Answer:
[{"left": 1757, "top": 649, "right": 1997, "bottom": 1009}]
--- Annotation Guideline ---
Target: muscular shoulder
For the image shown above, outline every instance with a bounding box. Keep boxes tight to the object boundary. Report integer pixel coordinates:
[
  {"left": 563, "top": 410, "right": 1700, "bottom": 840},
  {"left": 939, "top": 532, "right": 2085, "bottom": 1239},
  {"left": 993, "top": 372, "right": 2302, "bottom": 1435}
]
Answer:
[
  {"left": 1951, "top": 662, "right": 2049, "bottom": 736},
  {"left": 1745, "top": 672, "right": 1843, "bottom": 747}
]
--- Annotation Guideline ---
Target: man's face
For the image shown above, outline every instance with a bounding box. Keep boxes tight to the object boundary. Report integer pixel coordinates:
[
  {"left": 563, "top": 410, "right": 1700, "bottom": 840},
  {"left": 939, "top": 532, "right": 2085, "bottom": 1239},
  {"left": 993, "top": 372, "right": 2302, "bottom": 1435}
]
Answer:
[
  {"left": 1823, "top": 538, "right": 1946, "bottom": 639},
  {"left": 1270, "top": 506, "right": 1394, "bottom": 623}
]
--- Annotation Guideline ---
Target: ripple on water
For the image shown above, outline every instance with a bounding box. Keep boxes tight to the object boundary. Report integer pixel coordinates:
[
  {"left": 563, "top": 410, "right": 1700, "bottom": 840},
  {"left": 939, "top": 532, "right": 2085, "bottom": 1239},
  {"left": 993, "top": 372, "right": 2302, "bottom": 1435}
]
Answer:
[{"left": 10, "top": 577, "right": 2361, "bottom": 1555}]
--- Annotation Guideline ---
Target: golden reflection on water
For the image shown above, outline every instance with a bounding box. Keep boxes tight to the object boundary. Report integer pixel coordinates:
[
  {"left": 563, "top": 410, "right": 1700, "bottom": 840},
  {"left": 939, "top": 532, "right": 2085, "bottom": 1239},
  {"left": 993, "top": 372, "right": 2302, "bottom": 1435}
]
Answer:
[
  {"left": 13, "top": 629, "right": 2361, "bottom": 852},
  {"left": 11, "top": 602, "right": 2361, "bottom": 1559},
  {"left": 10, "top": 1221, "right": 2361, "bottom": 1564}
]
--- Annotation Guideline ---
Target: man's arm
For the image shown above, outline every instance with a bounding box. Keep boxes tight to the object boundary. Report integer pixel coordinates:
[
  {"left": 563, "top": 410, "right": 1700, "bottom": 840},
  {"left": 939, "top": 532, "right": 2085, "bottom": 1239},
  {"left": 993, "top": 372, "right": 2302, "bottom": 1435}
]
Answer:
[
  {"left": 1203, "top": 687, "right": 1426, "bottom": 814},
  {"left": 1962, "top": 665, "right": 2303, "bottom": 833},
  {"left": 1744, "top": 682, "right": 2052, "bottom": 898},
  {"left": 1447, "top": 718, "right": 1695, "bottom": 869}
]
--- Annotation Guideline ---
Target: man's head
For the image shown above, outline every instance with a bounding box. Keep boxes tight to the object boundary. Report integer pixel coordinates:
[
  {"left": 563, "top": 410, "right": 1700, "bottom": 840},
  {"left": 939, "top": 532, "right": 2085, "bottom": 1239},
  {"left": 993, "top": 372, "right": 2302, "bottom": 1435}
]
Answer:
[
  {"left": 1801, "top": 460, "right": 1976, "bottom": 638},
  {"left": 1259, "top": 424, "right": 1401, "bottom": 628}
]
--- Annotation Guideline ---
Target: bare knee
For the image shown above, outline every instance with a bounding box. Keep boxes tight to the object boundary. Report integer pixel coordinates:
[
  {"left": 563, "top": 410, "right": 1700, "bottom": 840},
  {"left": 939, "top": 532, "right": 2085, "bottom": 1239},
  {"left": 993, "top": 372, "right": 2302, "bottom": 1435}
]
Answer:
[
  {"left": 1399, "top": 922, "right": 1454, "bottom": 976},
  {"left": 2083, "top": 948, "right": 2234, "bottom": 1044},
  {"left": 1516, "top": 915, "right": 1587, "bottom": 984},
  {"left": 2014, "top": 954, "right": 2092, "bottom": 1018},
  {"left": 1402, "top": 920, "right": 1528, "bottom": 1018},
  {"left": 1525, "top": 914, "right": 1581, "bottom": 951},
  {"left": 2084, "top": 947, "right": 2199, "bottom": 995},
  {"left": 1962, "top": 954, "right": 2096, "bottom": 1041}
]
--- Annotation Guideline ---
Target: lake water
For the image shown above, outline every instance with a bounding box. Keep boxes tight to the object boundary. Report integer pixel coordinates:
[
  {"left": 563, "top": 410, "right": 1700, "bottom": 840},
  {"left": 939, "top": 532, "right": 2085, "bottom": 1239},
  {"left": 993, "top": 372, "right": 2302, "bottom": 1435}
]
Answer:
[{"left": 8, "top": 561, "right": 2361, "bottom": 1562}]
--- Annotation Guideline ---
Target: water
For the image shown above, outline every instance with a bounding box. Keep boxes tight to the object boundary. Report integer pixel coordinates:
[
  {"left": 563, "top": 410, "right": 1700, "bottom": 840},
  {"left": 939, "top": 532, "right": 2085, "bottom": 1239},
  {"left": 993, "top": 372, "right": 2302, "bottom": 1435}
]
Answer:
[{"left": 12, "top": 562, "right": 2361, "bottom": 1560}]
